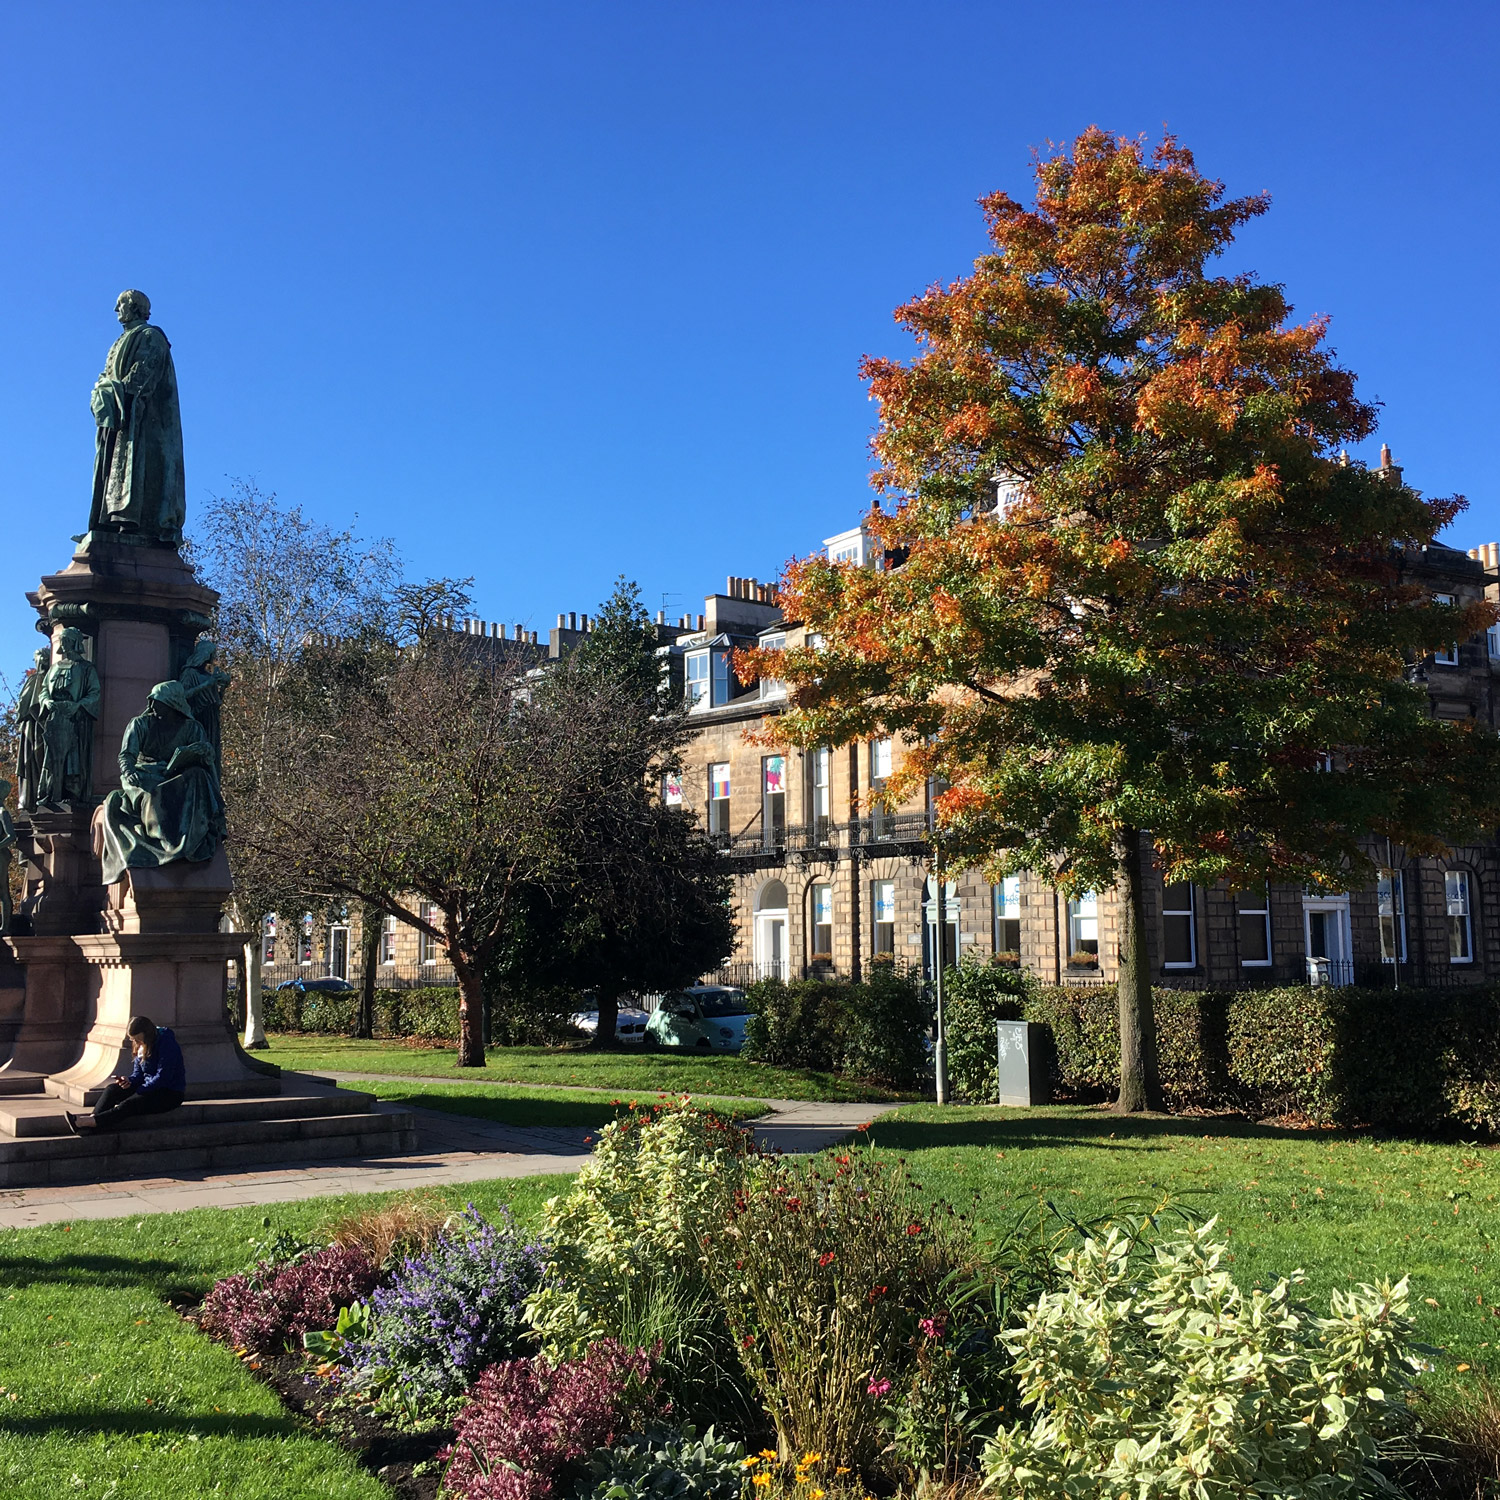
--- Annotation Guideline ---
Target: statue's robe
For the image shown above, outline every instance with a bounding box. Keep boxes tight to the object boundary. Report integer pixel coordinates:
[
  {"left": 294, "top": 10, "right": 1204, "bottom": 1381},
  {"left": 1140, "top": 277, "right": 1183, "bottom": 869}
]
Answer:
[
  {"left": 89, "top": 321, "right": 185, "bottom": 544},
  {"left": 179, "top": 656, "right": 230, "bottom": 773},
  {"left": 97, "top": 708, "right": 225, "bottom": 886},
  {"left": 37, "top": 656, "right": 102, "bottom": 805},
  {"left": 15, "top": 666, "right": 47, "bottom": 811}
]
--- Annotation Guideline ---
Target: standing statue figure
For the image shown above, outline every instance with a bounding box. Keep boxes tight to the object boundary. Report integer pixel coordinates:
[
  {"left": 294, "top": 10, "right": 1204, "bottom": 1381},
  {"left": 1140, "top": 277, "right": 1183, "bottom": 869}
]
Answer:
[
  {"left": 88, "top": 289, "right": 186, "bottom": 545},
  {"left": 178, "top": 638, "right": 231, "bottom": 774},
  {"left": 95, "top": 681, "right": 225, "bottom": 886},
  {"left": 0, "top": 780, "right": 14, "bottom": 935},
  {"left": 15, "top": 645, "right": 51, "bottom": 812},
  {"left": 37, "top": 627, "right": 102, "bottom": 810}
]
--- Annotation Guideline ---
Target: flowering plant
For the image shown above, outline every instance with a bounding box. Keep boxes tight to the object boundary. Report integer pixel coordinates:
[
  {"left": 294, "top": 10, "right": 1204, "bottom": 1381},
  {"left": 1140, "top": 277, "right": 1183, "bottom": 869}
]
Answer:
[
  {"left": 439, "top": 1339, "right": 660, "bottom": 1500},
  {"left": 347, "top": 1204, "right": 547, "bottom": 1412},
  {"left": 199, "top": 1244, "right": 378, "bottom": 1354}
]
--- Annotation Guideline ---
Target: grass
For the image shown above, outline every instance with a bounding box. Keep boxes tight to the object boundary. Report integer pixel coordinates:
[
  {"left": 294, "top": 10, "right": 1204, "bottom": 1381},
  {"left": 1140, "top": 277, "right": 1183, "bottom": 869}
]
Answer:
[
  {"left": 350, "top": 1079, "right": 770, "bottom": 1128},
  {"left": 872, "top": 1103, "right": 1500, "bottom": 1387},
  {"left": 0, "top": 1176, "right": 569, "bottom": 1500},
  {"left": 265, "top": 1032, "right": 912, "bottom": 1102}
]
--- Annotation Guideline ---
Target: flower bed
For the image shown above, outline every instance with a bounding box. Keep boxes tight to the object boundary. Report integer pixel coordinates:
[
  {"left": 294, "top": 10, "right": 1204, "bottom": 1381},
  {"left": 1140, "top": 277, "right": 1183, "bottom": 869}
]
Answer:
[{"left": 189, "top": 1098, "right": 1435, "bottom": 1500}]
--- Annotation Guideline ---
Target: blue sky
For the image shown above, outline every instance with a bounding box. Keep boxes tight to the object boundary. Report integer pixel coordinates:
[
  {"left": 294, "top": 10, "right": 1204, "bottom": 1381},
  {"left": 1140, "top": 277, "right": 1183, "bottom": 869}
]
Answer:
[{"left": 2, "top": 1, "right": 1497, "bottom": 670}]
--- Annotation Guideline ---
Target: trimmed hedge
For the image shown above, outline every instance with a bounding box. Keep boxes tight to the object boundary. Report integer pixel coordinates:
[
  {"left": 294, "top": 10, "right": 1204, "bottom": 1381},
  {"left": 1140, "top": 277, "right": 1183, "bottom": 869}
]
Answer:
[
  {"left": 944, "top": 961, "right": 1500, "bottom": 1136},
  {"left": 261, "top": 985, "right": 578, "bottom": 1046},
  {"left": 741, "top": 965, "right": 930, "bottom": 1090}
]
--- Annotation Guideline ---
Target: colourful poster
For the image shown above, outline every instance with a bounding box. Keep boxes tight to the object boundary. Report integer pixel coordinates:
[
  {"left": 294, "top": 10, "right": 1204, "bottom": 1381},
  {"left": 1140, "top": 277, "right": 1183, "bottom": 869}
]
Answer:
[{"left": 764, "top": 755, "right": 785, "bottom": 793}]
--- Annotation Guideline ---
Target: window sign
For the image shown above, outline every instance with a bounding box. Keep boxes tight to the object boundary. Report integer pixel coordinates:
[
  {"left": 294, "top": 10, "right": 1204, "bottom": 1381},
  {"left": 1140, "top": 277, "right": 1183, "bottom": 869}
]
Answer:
[
  {"left": 872, "top": 879, "right": 896, "bottom": 955},
  {"left": 873, "top": 882, "right": 896, "bottom": 923},
  {"left": 762, "top": 755, "right": 786, "bottom": 846},
  {"left": 663, "top": 772, "right": 683, "bottom": 807},
  {"left": 763, "top": 756, "right": 785, "bottom": 794},
  {"left": 811, "top": 882, "right": 833, "bottom": 957},
  {"left": 1446, "top": 870, "right": 1473, "bottom": 962},
  {"left": 993, "top": 877, "right": 1020, "bottom": 955},
  {"left": 708, "top": 763, "right": 731, "bottom": 837},
  {"left": 711, "top": 764, "right": 731, "bottom": 800}
]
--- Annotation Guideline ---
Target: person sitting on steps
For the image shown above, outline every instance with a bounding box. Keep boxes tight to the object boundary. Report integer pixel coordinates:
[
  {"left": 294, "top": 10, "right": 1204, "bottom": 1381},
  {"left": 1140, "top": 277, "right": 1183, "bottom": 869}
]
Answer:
[{"left": 64, "top": 1015, "right": 185, "bottom": 1134}]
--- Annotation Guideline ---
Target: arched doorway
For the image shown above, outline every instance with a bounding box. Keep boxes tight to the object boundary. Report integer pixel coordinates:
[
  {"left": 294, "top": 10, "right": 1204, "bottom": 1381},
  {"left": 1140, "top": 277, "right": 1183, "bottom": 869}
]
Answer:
[{"left": 754, "top": 879, "right": 789, "bottom": 980}]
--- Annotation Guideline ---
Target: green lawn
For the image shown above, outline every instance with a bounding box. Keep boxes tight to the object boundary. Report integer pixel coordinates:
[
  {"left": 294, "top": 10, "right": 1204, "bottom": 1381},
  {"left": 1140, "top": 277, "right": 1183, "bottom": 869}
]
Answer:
[
  {"left": 0, "top": 1177, "right": 569, "bottom": 1500},
  {"left": 266, "top": 1033, "right": 912, "bottom": 1102},
  {"left": 354, "top": 1079, "right": 769, "bottom": 1128},
  {"left": 874, "top": 1104, "right": 1500, "bottom": 1384},
  {"left": 4, "top": 1106, "right": 1496, "bottom": 1495}
]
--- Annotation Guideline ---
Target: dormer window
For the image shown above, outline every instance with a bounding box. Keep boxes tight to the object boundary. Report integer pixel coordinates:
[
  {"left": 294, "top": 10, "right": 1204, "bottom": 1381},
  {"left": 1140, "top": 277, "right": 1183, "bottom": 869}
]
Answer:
[
  {"left": 686, "top": 651, "right": 710, "bottom": 707},
  {"left": 686, "top": 646, "right": 734, "bottom": 708},
  {"left": 759, "top": 632, "right": 787, "bottom": 700}
]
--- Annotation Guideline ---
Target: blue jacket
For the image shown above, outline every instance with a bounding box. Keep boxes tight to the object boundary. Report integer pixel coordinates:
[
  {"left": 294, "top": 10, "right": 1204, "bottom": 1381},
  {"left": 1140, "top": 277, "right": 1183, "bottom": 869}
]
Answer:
[{"left": 130, "top": 1027, "right": 186, "bottom": 1095}]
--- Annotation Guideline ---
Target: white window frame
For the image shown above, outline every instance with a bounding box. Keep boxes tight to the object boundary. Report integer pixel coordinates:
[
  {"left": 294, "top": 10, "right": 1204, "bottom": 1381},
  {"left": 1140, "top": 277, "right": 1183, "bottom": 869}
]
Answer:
[
  {"left": 326, "top": 919, "right": 350, "bottom": 981},
  {"left": 1237, "top": 887, "right": 1272, "bottom": 967},
  {"left": 870, "top": 738, "right": 893, "bottom": 782},
  {"left": 762, "top": 755, "right": 786, "bottom": 846},
  {"left": 992, "top": 876, "right": 1021, "bottom": 954},
  {"left": 1161, "top": 881, "right": 1197, "bottom": 969},
  {"left": 260, "top": 913, "right": 277, "bottom": 966},
  {"left": 685, "top": 650, "right": 710, "bottom": 708},
  {"left": 379, "top": 914, "right": 397, "bottom": 965},
  {"left": 758, "top": 633, "right": 787, "bottom": 701},
  {"left": 1433, "top": 594, "right": 1459, "bottom": 665},
  {"left": 1377, "top": 869, "right": 1406, "bottom": 964},
  {"left": 1445, "top": 869, "right": 1473, "bottom": 963},
  {"left": 662, "top": 771, "right": 683, "bottom": 807},
  {"left": 1067, "top": 892, "right": 1099, "bottom": 959},
  {"left": 810, "top": 747, "right": 831, "bottom": 839},
  {"left": 872, "top": 879, "right": 896, "bottom": 955},
  {"left": 811, "top": 882, "right": 833, "bottom": 958},
  {"left": 418, "top": 901, "right": 439, "bottom": 966},
  {"left": 1488, "top": 623, "right": 1500, "bottom": 660},
  {"left": 300, "top": 912, "right": 314, "bottom": 966},
  {"left": 708, "top": 762, "right": 731, "bottom": 837}
]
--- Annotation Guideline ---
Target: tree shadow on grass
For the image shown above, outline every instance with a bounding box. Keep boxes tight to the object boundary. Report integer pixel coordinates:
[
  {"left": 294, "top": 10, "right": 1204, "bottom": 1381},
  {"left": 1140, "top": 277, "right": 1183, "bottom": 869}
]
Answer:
[
  {"left": 0, "top": 1407, "right": 304, "bottom": 1441},
  {"left": 392, "top": 1091, "right": 614, "bottom": 1132},
  {"left": 0, "top": 1252, "right": 192, "bottom": 1294},
  {"left": 868, "top": 1110, "right": 1368, "bottom": 1154}
]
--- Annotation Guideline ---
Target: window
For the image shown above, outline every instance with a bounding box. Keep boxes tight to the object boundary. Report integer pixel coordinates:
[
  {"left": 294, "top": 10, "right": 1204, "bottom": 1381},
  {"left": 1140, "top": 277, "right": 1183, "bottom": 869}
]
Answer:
[
  {"left": 260, "top": 913, "right": 277, "bottom": 965},
  {"left": 712, "top": 650, "right": 732, "bottom": 704},
  {"left": 1067, "top": 892, "right": 1098, "bottom": 961},
  {"left": 762, "top": 755, "right": 786, "bottom": 846},
  {"left": 300, "top": 912, "right": 314, "bottom": 966},
  {"left": 759, "top": 633, "right": 786, "bottom": 700},
  {"left": 811, "top": 882, "right": 833, "bottom": 958},
  {"left": 870, "top": 738, "right": 892, "bottom": 838},
  {"left": 1377, "top": 870, "right": 1406, "bottom": 963},
  {"left": 872, "top": 880, "right": 896, "bottom": 955},
  {"left": 1162, "top": 882, "right": 1196, "bottom": 968},
  {"left": 662, "top": 771, "right": 683, "bottom": 807},
  {"left": 992, "top": 876, "right": 1021, "bottom": 955},
  {"left": 685, "top": 651, "right": 710, "bottom": 707},
  {"left": 418, "top": 902, "right": 439, "bottom": 966},
  {"left": 1489, "top": 623, "right": 1500, "bottom": 659},
  {"left": 379, "top": 914, "right": 397, "bottom": 965},
  {"left": 708, "top": 763, "right": 730, "bottom": 837},
  {"left": 1434, "top": 594, "right": 1459, "bottom": 665},
  {"left": 326, "top": 915, "right": 350, "bottom": 981},
  {"left": 1446, "top": 870, "right": 1473, "bottom": 963},
  {"left": 808, "top": 747, "right": 831, "bottom": 842},
  {"left": 1237, "top": 887, "right": 1272, "bottom": 966}
]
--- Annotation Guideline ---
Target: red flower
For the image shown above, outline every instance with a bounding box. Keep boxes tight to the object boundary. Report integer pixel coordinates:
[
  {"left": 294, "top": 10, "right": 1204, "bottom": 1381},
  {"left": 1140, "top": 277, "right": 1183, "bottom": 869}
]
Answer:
[
  {"left": 818, "top": 1251, "right": 835, "bottom": 1267},
  {"left": 906, "top": 1224, "right": 924, "bottom": 1236},
  {"left": 742, "top": 1335, "right": 755, "bottom": 1349},
  {"left": 868, "top": 1285, "right": 888, "bottom": 1303}
]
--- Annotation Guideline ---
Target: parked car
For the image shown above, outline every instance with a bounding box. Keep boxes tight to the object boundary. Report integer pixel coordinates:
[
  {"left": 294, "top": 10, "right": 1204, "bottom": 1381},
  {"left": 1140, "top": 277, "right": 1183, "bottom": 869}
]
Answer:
[
  {"left": 569, "top": 1005, "right": 651, "bottom": 1044},
  {"left": 645, "top": 986, "right": 750, "bottom": 1052},
  {"left": 276, "top": 976, "right": 356, "bottom": 993}
]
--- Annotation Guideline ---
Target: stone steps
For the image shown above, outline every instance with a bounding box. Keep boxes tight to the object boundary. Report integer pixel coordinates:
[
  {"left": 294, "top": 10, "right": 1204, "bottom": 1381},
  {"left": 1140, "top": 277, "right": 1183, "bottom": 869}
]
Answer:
[{"left": 0, "top": 1086, "right": 376, "bottom": 1138}]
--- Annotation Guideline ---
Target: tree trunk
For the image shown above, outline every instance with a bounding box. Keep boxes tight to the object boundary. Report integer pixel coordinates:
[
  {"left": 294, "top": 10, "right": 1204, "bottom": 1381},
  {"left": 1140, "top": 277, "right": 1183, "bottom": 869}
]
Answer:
[
  {"left": 1114, "top": 830, "right": 1162, "bottom": 1113},
  {"left": 592, "top": 990, "right": 620, "bottom": 1049},
  {"left": 234, "top": 901, "right": 269, "bottom": 1050},
  {"left": 454, "top": 955, "right": 486, "bottom": 1067},
  {"left": 356, "top": 905, "right": 379, "bottom": 1040}
]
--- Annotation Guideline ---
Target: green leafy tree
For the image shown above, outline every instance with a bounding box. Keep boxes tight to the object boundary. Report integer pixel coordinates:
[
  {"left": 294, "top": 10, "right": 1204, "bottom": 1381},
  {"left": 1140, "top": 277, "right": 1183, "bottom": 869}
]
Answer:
[{"left": 751, "top": 128, "right": 1500, "bottom": 1111}]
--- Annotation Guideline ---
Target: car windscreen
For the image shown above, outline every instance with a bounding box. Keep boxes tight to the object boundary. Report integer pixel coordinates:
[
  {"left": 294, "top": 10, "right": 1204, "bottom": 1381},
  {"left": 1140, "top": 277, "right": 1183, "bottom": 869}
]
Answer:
[{"left": 694, "top": 991, "right": 749, "bottom": 1018}]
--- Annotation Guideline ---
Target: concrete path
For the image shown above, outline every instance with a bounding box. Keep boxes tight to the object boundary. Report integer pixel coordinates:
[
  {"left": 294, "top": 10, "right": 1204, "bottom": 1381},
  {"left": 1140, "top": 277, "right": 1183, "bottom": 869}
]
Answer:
[{"left": 0, "top": 1087, "right": 898, "bottom": 1230}]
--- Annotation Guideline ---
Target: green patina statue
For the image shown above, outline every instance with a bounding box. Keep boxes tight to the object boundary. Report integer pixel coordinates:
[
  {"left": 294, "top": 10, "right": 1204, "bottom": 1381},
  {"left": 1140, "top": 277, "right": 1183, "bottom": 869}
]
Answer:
[
  {"left": 37, "top": 627, "right": 102, "bottom": 809},
  {"left": 0, "top": 780, "right": 14, "bottom": 935},
  {"left": 88, "top": 289, "right": 186, "bottom": 546},
  {"left": 15, "top": 645, "right": 50, "bottom": 812},
  {"left": 97, "top": 681, "right": 226, "bottom": 886},
  {"left": 178, "top": 637, "right": 231, "bottom": 774}
]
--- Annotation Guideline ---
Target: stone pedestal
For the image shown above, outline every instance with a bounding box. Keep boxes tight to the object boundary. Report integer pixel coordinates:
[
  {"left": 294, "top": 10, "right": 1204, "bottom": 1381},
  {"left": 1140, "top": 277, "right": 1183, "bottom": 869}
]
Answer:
[
  {"left": 17, "top": 809, "right": 104, "bottom": 936},
  {"left": 45, "top": 851, "right": 278, "bottom": 1105},
  {"left": 0, "top": 938, "right": 89, "bottom": 1075}
]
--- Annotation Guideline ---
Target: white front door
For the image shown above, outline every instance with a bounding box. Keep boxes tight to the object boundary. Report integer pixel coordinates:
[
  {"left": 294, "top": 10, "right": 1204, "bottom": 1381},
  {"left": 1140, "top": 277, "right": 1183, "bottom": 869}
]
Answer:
[
  {"left": 1302, "top": 897, "right": 1352, "bottom": 985},
  {"left": 754, "top": 913, "right": 787, "bottom": 980}
]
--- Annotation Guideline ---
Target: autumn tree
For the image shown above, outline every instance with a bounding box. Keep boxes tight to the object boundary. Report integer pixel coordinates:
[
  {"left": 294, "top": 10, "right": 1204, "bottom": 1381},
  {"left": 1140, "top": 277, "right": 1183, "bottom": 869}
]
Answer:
[{"left": 751, "top": 128, "right": 1500, "bottom": 1111}]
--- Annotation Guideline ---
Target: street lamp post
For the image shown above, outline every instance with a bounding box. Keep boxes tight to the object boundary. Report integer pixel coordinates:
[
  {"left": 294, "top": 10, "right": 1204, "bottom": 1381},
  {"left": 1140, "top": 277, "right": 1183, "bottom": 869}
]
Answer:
[{"left": 933, "top": 841, "right": 949, "bottom": 1105}]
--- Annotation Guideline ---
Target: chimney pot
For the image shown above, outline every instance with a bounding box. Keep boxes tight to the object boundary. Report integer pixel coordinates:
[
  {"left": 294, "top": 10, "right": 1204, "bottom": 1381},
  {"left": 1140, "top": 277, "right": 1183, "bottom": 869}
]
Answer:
[
  {"left": 1380, "top": 442, "right": 1393, "bottom": 469},
  {"left": 557, "top": 613, "right": 565, "bottom": 628},
  {"left": 568, "top": 611, "right": 577, "bottom": 631}
]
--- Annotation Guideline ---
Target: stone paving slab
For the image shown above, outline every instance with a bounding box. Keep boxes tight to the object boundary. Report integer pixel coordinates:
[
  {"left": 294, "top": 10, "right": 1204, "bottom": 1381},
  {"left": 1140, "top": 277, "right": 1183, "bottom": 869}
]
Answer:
[{"left": 0, "top": 1093, "right": 898, "bottom": 1229}]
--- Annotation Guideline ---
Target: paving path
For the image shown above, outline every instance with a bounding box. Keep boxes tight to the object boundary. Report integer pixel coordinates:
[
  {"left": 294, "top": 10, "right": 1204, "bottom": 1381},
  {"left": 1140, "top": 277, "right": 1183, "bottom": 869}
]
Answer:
[{"left": 0, "top": 1082, "right": 898, "bottom": 1230}]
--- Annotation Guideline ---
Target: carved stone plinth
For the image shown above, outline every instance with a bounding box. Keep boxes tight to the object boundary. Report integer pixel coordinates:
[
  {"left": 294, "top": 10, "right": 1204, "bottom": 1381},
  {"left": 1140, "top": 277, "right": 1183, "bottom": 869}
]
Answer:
[
  {"left": 0, "top": 937, "right": 91, "bottom": 1075},
  {"left": 17, "top": 809, "right": 105, "bottom": 937}
]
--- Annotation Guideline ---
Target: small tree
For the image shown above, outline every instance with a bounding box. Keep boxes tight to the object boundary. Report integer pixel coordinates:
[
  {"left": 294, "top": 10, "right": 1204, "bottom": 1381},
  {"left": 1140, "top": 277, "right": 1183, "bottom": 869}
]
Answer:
[{"left": 751, "top": 128, "right": 1500, "bottom": 1111}]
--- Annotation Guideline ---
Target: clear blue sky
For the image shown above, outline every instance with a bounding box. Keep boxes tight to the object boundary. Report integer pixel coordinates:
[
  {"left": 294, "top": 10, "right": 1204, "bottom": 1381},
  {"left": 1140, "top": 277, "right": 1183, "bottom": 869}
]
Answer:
[{"left": 2, "top": 1, "right": 1496, "bottom": 670}]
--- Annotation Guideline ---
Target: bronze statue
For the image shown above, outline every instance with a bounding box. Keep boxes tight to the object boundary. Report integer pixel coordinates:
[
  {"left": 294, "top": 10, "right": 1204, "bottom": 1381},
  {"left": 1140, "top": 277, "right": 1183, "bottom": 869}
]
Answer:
[
  {"left": 37, "top": 628, "right": 102, "bottom": 809},
  {"left": 88, "top": 290, "right": 186, "bottom": 545},
  {"left": 0, "top": 781, "right": 13, "bottom": 934},
  {"left": 15, "top": 645, "right": 50, "bottom": 812},
  {"left": 178, "top": 638, "right": 231, "bottom": 774},
  {"left": 96, "top": 681, "right": 225, "bottom": 886}
]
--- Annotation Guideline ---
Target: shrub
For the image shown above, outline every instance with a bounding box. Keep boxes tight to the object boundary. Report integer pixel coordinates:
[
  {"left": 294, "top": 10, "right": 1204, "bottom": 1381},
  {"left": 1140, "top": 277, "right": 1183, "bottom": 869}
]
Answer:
[
  {"left": 199, "top": 1244, "right": 378, "bottom": 1354},
  {"left": 741, "top": 977, "right": 849, "bottom": 1072},
  {"left": 982, "top": 1218, "right": 1422, "bottom": 1499},
  {"left": 527, "top": 1100, "right": 761, "bottom": 1360},
  {"left": 705, "top": 1152, "right": 970, "bottom": 1471},
  {"left": 576, "top": 1425, "right": 747, "bottom": 1500},
  {"left": 348, "top": 1204, "right": 547, "bottom": 1409},
  {"left": 324, "top": 1193, "right": 450, "bottom": 1270},
  {"left": 944, "top": 962, "right": 1032, "bottom": 1103},
  {"left": 440, "top": 1340, "right": 661, "bottom": 1500}
]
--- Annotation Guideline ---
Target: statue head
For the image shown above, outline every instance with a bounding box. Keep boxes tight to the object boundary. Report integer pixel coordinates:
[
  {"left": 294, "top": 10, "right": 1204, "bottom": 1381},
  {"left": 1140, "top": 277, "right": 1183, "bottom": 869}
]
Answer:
[
  {"left": 32, "top": 647, "right": 49, "bottom": 671},
  {"left": 147, "top": 680, "right": 192, "bottom": 719},
  {"left": 55, "top": 626, "right": 87, "bottom": 661},
  {"left": 115, "top": 289, "right": 151, "bottom": 325},
  {"left": 184, "top": 637, "right": 217, "bottom": 670}
]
